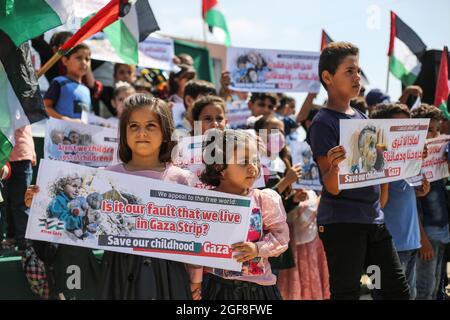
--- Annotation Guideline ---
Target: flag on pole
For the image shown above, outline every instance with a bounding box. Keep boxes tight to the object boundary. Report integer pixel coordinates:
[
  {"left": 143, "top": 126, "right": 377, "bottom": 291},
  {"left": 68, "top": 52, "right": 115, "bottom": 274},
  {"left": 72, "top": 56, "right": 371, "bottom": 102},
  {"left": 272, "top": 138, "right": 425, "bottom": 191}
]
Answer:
[
  {"left": 0, "top": 31, "right": 48, "bottom": 167},
  {"left": 60, "top": 0, "right": 128, "bottom": 53},
  {"left": 202, "top": 0, "right": 231, "bottom": 46},
  {"left": 0, "top": 0, "right": 73, "bottom": 46},
  {"left": 321, "top": 29, "right": 370, "bottom": 86},
  {"left": 434, "top": 46, "right": 449, "bottom": 119},
  {"left": 388, "top": 11, "right": 427, "bottom": 86},
  {"left": 38, "top": 0, "right": 159, "bottom": 77},
  {"left": 102, "top": 0, "right": 160, "bottom": 65}
]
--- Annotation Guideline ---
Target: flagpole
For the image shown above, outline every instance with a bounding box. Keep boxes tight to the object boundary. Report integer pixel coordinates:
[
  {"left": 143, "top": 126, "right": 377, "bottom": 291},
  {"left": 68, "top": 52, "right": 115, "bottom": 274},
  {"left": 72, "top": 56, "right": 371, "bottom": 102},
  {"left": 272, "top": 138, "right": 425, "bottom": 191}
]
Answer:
[
  {"left": 202, "top": 21, "right": 208, "bottom": 49},
  {"left": 37, "top": 51, "right": 63, "bottom": 79},
  {"left": 386, "top": 56, "right": 391, "bottom": 94}
]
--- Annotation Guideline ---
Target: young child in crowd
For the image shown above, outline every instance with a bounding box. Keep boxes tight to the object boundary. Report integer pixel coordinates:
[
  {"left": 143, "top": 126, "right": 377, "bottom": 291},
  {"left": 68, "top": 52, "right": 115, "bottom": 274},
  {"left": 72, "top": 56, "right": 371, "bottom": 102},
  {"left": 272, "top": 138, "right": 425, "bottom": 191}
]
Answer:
[
  {"left": 276, "top": 106, "right": 330, "bottom": 300},
  {"left": 191, "top": 95, "right": 228, "bottom": 135},
  {"left": 246, "top": 93, "right": 278, "bottom": 128},
  {"left": 94, "top": 63, "right": 137, "bottom": 117},
  {"left": 199, "top": 129, "right": 289, "bottom": 299},
  {"left": 275, "top": 95, "right": 299, "bottom": 136},
  {"left": 44, "top": 43, "right": 92, "bottom": 122},
  {"left": 306, "top": 42, "right": 409, "bottom": 300},
  {"left": 179, "top": 80, "right": 217, "bottom": 133},
  {"left": 370, "top": 103, "right": 431, "bottom": 300},
  {"left": 412, "top": 104, "right": 450, "bottom": 300},
  {"left": 168, "top": 64, "right": 196, "bottom": 128},
  {"left": 97, "top": 94, "right": 202, "bottom": 300},
  {"left": 107, "top": 81, "right": 136, "bottom": 128}
]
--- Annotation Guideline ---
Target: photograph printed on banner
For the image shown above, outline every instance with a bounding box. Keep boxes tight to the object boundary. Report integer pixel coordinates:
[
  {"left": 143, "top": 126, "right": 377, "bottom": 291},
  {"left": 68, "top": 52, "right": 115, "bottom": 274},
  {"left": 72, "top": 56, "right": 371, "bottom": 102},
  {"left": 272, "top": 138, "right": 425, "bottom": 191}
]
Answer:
[
  {"left": 31, "top": 166, "right": 137, "bottom": 242},
  {"left": 290, "top": 139, "right": 322, "bottom": 190},
  {"left": 227, "top": 46, "right": 321, "bottom": 93},
  {"left": 338, "top": 118, "right": 429, "bottom": 190}
]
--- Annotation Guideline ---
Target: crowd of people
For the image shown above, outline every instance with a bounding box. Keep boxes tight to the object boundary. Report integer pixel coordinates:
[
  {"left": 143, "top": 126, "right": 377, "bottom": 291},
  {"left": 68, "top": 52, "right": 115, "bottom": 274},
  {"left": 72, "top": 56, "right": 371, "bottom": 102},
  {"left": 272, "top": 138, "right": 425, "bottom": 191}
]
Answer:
[{"left": 0, "top": 33, "right": 449, "bottom": 301}]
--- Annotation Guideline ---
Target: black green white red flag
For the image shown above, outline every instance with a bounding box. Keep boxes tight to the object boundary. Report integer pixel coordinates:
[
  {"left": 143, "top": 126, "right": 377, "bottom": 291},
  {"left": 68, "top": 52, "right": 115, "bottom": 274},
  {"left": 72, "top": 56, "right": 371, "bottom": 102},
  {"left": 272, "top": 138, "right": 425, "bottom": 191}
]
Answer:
[
  {"left": 0, "top": 31, "right": 48, "bottom": 167},
  {"left": 434, "top": 47, "right": 449, "bottom": 119},
  {"left": 202, "top": 0, "right": 231, "bottom": 47},
  {"left": 0, "top": 0, "right": 73, "bottom": 46},
  {"left": 321, "top": 29, "right": 370, "bottom": 86},
  {"left": 388, "top": 11, "right": 427, "bottom": 86}
]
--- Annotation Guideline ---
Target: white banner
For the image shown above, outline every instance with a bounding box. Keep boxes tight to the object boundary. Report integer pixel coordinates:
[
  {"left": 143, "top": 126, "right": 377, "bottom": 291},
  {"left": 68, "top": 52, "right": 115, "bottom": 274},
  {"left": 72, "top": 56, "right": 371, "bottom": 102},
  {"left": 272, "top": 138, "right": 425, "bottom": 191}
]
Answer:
[
  {"left": 85, "top": 34, "right": 175, "bottom": 70},
  {"left": 44, "top": 118, "right": 119, "bottom": 167},
  {"left": 226, "top": 100, "right": 252, "bottom": 129},
  {"left": 227, "top": 46, "right": 321, "bottom": 93},
  {"left": 338, "top": 119, "right": 429, "bottom": 190},
  {"left": 26, "top": 160, "right": 253, "bottom": 271},
  {"left": 81, "top": 111, "right": 118, "bottom": 129},
  {"left": 407, "top": 135, "right": 450, "bottom": 186},
  {"left": 174, "top": 134, "right": 266, "bottom": 189}
]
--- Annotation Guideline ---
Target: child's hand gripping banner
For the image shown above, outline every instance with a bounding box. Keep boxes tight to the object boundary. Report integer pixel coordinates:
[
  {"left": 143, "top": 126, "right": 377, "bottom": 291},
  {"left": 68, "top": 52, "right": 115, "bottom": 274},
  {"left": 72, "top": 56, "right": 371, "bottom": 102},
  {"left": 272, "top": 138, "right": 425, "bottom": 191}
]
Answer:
[
  {"left": 227, "top": 46, "right": 321, "bottom": 93},
  {"left": 338, "top": 119, "right": 429, "bottom": 190},
  {"left": 26, "top": 160, "right": 253, "bottom": 271}
]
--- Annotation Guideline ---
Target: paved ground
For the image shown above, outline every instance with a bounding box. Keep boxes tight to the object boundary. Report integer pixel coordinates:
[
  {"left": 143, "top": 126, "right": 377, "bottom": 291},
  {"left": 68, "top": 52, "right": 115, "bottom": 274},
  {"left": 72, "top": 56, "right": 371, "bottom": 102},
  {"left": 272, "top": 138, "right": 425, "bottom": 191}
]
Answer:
[{"left": 360, "top": 263, "right": 450, "bottom": 300}]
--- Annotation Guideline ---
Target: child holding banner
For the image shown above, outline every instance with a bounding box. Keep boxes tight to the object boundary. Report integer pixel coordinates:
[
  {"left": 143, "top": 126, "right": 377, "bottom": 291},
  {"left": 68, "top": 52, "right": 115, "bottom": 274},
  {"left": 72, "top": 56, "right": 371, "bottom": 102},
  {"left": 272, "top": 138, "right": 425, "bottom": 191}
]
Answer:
[
  {"left": 252, "top": 115, "right": 329, "bottom": 300},
  {"left": 306, "top": 42, "right": 409, "bottom": 299},
  {"left": 44, "top": 43, "right": 92, "bottom": 122},
  {"left": 411, "top": 104, "right": 450, "bottom": 300},
  {"left": 96, "top": 94, "right": 202, "bottom": 300},
  {"left": 370, "top": 103, "right": 431, "bottom": 300},
  {"left": 199, "top": 129, "right": 289, "bottom": 300},
  {"left": 25, "top": 94, "right": 202, "bottom": 300}
]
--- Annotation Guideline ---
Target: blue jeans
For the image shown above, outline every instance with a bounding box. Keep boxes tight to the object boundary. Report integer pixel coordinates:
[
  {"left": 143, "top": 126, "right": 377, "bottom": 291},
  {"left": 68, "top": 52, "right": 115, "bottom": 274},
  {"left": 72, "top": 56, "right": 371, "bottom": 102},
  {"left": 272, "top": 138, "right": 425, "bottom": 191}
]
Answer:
[
  {"left": 2, "top": 160, "right": 33, "bottom": 241},
  {"left": 397, "top": 249, "right": 418, "bottom": 300},
  {"left": 416, "top": 240, "right": 446, "bottom": 300}
]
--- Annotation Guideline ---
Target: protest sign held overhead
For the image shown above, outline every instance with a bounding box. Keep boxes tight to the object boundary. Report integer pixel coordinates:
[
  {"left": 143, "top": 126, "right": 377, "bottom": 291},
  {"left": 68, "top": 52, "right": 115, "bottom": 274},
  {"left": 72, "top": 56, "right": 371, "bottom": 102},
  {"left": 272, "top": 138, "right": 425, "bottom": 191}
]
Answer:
[{"left": 227, "top": 46, "right": 321, "bottom": 93}]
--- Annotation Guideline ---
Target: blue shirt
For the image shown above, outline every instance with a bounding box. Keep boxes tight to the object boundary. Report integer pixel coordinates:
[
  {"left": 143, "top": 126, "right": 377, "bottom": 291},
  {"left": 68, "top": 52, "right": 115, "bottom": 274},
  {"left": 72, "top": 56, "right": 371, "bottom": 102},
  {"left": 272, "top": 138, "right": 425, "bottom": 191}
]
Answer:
[
  {"left": 44, "top": 76, "right": 91, "bottom": 119},
  {"left": 417, "top": 179, "right": 450, "bottom": 243},
  {"left": 383, "top": 180, "right": 421, "bottom": 251},
  {"left": 306, "top": 107, "right": 384, "bottom": 225},
  {"left": 48, "top": 192, "right": 84, "bottom": 231}
]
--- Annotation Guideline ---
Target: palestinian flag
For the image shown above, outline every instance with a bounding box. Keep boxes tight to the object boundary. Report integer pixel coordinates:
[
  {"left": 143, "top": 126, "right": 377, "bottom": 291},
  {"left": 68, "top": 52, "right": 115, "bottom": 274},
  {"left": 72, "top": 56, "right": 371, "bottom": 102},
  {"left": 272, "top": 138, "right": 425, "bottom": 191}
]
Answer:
[
  {"left": 320, "top": 29, "right": 333, "bottom": 51},
  {"left": 202, "top": 0, "right": 231, "bottom": 47},
  {"left": 102, "top": 0, "right": 160, "bottom": 65},
  {"left": 0, "top": 0, "right": 72, "bottom": 46},
  {"left": 0, "top": 31, "right": 48, "bottom": 167},
  {"left": 434, "top": 47, "right": 449, "bottom": 119},
  {"left": 321, "top": 29, "right": 370, "bottom": 86},
  {"left": 388, "top": 11, "right": 427, "bottom": 86},
  {"left": 60, "top": 0, "right": 158, "bottom": 55}
]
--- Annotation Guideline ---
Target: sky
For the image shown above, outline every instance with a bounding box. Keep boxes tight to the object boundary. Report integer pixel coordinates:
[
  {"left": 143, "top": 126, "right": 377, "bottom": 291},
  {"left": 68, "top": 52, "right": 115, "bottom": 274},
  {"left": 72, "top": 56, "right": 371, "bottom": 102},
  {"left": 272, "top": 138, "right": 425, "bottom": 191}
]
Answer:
[{"left": 150, "top": 0, "right": 450, "bottom": 107}]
